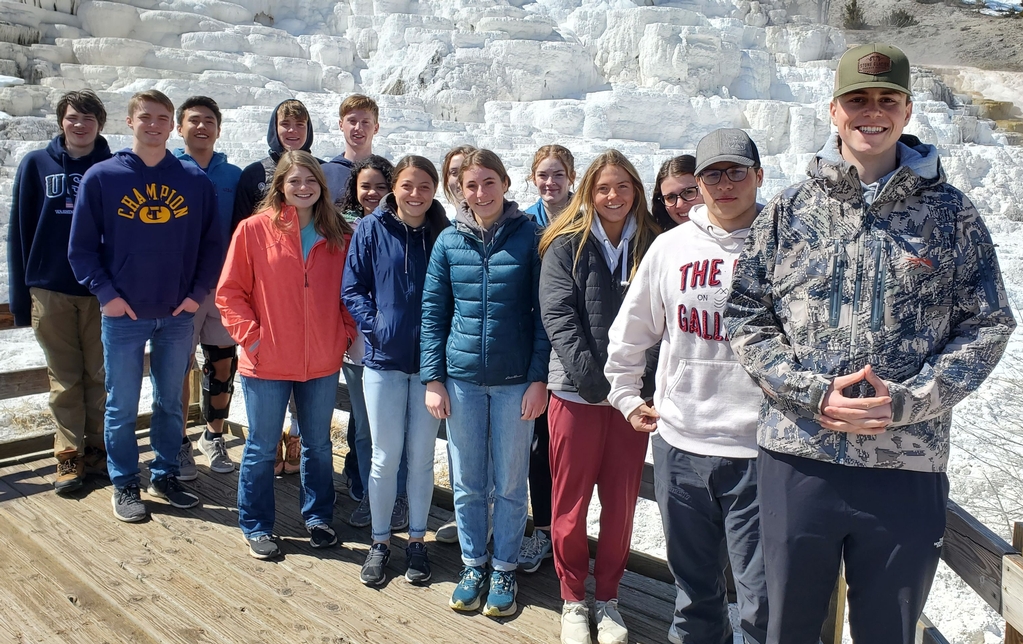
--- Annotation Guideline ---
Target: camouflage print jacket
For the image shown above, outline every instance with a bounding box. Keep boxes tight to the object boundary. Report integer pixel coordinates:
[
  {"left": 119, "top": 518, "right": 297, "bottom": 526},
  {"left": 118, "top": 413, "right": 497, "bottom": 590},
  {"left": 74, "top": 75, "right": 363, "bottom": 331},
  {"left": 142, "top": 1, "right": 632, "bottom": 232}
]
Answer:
[{"left": 726, "top": 134, "right": 1016, "bottom": 472}]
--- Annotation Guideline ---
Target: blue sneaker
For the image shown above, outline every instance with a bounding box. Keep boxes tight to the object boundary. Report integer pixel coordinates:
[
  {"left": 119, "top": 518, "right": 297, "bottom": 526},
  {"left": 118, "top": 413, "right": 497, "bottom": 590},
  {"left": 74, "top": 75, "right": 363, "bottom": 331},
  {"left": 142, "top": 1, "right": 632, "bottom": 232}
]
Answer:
[
  {"left": 483, "top": 570, "right": 517, "bottom": 617},
  {"left": 449, "top": 565, "right": 488, "bottom": 611}
]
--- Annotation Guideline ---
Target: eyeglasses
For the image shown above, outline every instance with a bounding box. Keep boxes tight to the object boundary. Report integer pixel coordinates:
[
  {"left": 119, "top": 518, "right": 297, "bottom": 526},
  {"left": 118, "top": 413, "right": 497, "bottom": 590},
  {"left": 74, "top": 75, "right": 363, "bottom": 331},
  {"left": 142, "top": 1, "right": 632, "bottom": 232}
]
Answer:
[
  {"left": 698, "top": 166, "right": 755, "bottom": 185},
  {"left": 657, "top": 187, "right": 700, "bottom": 206}
]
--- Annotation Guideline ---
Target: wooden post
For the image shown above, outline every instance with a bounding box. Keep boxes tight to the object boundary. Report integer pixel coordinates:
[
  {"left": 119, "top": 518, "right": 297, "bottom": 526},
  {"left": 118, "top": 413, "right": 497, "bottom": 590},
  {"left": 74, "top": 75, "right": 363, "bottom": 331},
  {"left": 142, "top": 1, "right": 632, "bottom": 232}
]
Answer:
[
  {"left": 821, "top": 566, "right": 846, "bottom": 644},
  {"left": 1007, "top": 523, "right": 1023, "bottom": 644}
]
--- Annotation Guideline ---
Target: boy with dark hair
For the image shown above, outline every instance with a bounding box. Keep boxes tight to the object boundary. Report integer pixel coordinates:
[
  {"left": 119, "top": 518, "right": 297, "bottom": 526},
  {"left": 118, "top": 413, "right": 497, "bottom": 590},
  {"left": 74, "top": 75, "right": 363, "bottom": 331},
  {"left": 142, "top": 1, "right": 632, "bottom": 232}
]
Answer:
[
  {"left": 7, "top": 89, "right": 111, "bottom": 493},
  {"left": 69, "top": 89, "right": 223, "bottom": 522},
  {"left": 727, "top": 43, "right": 1016, "bottom": 644},
  {"left": 174, "top": 96, "right": 242, "bottom": 478},
  {"left": 606, "top": 128, "right": 769, "bottom": 644}
]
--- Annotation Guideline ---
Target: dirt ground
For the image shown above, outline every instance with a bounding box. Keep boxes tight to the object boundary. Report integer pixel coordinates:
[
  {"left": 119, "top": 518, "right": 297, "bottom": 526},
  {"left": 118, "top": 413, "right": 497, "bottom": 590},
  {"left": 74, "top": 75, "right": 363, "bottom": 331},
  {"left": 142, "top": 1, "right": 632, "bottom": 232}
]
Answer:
[{"left": 788, "top": 0, "right": 1023, "bottom": 72}]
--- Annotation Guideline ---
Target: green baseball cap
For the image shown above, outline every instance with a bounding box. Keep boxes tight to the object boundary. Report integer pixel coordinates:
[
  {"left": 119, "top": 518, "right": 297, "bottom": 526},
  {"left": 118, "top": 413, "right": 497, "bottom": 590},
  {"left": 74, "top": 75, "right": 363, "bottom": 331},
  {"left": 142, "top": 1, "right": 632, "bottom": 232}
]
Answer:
[{"left": 833, "top": 43, "right": 912, "bottom": 99}]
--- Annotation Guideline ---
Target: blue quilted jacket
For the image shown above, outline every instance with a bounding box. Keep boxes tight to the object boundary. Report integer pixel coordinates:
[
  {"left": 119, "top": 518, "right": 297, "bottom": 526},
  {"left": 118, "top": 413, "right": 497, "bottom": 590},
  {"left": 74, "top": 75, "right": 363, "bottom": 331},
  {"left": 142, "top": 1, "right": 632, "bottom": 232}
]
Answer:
[{"left": 420, "top": 201, "right": 550, "bottom": 386}]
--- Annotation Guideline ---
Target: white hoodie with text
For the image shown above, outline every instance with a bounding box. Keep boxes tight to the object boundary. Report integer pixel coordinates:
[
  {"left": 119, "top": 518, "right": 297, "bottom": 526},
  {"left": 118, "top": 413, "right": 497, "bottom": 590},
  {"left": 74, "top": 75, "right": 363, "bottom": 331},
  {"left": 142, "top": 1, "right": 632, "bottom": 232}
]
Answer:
[{"left": 605, "top": 205, "right": 763, "bottom": 458}]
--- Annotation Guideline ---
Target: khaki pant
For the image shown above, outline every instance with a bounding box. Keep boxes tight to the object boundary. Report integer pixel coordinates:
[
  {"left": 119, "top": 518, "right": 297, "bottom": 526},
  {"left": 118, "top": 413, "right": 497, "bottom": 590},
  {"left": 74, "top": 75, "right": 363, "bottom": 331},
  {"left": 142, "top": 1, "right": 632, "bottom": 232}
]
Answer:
[{"left": 30, "top": 288, "right": 106, "bottom": 455}]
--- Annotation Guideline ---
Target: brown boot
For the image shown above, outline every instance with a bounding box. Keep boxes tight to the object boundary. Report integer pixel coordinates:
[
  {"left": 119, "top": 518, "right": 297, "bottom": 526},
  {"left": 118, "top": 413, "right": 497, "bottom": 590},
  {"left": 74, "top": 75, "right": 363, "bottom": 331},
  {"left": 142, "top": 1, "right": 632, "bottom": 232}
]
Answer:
[
  {"left": 54, "top": 449, "right": 85, "bottom": 494},
  {"left": 273, "top": 433, "right": 286, "bottom": 476},
  {"left": 283, "top": 432, "right": 301, "bottom": 475},
  {"left": 82, "top": 445, "right": 108, "bottom": 478}
]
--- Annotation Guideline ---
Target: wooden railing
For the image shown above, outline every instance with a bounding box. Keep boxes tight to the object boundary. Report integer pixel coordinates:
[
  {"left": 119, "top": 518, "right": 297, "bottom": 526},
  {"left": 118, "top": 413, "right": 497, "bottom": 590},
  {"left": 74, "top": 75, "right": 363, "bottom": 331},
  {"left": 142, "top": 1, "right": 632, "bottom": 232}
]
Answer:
[{"left": 3, "top": 300, "right": 1023, "bottom": 643}]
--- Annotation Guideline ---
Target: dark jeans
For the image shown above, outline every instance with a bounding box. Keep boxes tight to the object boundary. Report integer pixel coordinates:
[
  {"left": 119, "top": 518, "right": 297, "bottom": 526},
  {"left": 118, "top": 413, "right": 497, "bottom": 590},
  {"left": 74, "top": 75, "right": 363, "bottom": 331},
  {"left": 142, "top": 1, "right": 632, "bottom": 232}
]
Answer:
[
  {"left": 758, "top": 448, "right": 949, "bottom": 644},
  {"left": 652, "top": 434, "right": 768, "bottom": 644}
]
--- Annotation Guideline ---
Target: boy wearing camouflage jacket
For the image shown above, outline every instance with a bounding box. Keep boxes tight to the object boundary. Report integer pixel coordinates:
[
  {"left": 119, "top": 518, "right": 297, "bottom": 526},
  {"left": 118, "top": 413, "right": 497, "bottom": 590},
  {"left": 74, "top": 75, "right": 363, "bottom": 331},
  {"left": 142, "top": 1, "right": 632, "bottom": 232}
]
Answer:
[{"left": 726, "top": 43, "right": 1016, "bottom": 644}]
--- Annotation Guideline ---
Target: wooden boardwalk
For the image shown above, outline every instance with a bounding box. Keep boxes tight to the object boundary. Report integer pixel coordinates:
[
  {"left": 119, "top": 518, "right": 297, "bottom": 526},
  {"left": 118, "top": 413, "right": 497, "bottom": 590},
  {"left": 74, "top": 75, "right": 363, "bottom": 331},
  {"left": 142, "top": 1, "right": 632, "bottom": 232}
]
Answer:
[{"left": 0, "top": 431, "right": 675, "bottom": 644}]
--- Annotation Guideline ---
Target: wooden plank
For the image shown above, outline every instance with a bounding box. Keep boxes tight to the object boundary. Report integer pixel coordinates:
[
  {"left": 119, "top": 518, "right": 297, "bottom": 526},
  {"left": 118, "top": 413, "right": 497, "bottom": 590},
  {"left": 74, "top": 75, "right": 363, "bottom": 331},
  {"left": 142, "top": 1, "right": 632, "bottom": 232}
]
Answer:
[
  {"left": 1003, "top": 554, "right": 1023, "bottom": 636},
  {"left": 0, "top": 403, "right": 202, "bottom": 462},
  {"left": 941, "top": 499, "right": 1015, "bottom": 614},
  {"left": 821, "top": 572, "right": 847, "bottom": 644},
  {"left": 917, "top": 614, "right": 951, "bottom": 644},
  {"left": 1007, "top": 522, "right": 1023, "bottom": 644},
  {"left": 0, "top": 353, "right": 152, "bottom": 401},
  {"left": 0, "top": 302, "right": 13, "bottom": 331}
]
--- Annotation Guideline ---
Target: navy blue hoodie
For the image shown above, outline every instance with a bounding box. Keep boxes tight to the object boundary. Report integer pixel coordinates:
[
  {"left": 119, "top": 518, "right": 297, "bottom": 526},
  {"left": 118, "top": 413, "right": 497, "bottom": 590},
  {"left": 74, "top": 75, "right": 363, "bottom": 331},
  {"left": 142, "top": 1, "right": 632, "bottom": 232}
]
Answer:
[
  {"left": 342, "top": 195, "right": 450, "bottom": 373},
  {"left": 321, "top": 154, "right": 354, "bottom": 210},
  {"left": 68, "top": 149, "right": 223, "bottom": 319},
  {"left": 7, "top": 135, "right": 112, "bottom": 326},
  {"left": 231, "top": 101, "right": 315, "bottom": 231}
]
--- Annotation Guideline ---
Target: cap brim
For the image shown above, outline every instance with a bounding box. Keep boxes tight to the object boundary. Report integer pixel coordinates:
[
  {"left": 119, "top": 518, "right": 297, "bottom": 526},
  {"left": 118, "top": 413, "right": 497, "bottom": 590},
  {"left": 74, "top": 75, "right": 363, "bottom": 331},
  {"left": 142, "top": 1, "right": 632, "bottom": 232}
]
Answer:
[
  {"left": 833, "top": 81, "right": 913, "bottom": 99},
  {"left": 695, "top": 154, "right": 758, "bottom": 176}
]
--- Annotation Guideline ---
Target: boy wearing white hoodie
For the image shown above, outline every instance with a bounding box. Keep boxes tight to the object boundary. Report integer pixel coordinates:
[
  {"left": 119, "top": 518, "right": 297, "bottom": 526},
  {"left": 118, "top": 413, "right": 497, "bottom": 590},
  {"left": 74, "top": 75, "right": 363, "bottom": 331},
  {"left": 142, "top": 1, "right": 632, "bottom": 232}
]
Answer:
[{"left": 605, "top": 129, "right": 769, "bottom": 644}]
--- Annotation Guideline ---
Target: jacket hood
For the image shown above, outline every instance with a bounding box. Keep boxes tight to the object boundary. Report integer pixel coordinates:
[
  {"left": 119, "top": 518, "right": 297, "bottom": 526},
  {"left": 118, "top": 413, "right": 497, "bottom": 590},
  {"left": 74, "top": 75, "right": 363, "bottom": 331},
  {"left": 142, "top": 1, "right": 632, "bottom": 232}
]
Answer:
[
  {"left": 687, "top": 204, "right": 754, "bottom": 252},
  {"left": 113, "top": 148, "right": 183, "bottom": 173},
  {"left": 379, "top": 193, "right": 450, "bottom": 245},
  {"left": 810, "top": 133, "right": 944, "bottom": 202},
  {"left": 266, "top": 101, "right": 314, "bottom": 159},
  {"left": 47, "top": 134, "right": 111, "bottom": 165},
  {"left": 329, "top": 154, "right": 355, "bottom": 167},
  {"left": 455, "top": 199, "right": 523, "bottom": 242}
]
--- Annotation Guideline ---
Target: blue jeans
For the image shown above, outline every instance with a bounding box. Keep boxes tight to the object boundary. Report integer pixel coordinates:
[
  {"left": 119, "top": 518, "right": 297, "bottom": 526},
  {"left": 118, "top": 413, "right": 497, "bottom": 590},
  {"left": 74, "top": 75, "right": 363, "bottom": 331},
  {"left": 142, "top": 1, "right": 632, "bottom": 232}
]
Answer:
[
  {"left": 363, "top": 368, "right": 440, "bottom": 541},
  {"left": 341, "top": 363, "right": 407, "bottom": 499},
  {"left": 102, "top": 313, "right": 194, "bottom": 489},
  {"left": 238, "top": 371, "right": 339, "bottom": 538},
  {"left": 446, "top": 379, "right": 533, "bottom": 572}
]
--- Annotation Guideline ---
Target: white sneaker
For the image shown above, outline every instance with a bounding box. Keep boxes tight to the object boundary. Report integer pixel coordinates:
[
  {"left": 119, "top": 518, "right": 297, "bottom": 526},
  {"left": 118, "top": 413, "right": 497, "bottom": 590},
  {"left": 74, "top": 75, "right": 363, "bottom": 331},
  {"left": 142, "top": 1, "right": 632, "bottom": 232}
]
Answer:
[
  {"left": 594, "top": 599, "right": 628, "bottom": 644},
  {"left": 561, "top": 601, "right": 592, "bottom": 644}
]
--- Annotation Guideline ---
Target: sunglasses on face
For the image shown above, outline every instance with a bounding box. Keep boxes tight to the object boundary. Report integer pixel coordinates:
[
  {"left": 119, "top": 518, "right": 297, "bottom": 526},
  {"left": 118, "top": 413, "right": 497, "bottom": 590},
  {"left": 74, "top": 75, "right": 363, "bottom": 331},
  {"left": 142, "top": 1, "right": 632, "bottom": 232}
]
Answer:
[
  {"left": 699, "top": 165, "right": 755, "bottom": 186},
  {"left": 657, "top": 186, "right": 700, "bottom": 206}
]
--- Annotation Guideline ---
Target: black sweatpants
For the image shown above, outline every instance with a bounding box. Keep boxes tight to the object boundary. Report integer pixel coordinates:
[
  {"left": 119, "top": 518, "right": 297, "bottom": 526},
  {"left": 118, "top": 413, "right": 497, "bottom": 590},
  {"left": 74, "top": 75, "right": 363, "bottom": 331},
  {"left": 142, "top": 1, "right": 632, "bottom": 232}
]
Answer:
[
  {"left": 529, "top": 408, "right": 552, "bottom": 527},
  {"left": 758, "top": 448, "right": 949, "bottom": 644}
]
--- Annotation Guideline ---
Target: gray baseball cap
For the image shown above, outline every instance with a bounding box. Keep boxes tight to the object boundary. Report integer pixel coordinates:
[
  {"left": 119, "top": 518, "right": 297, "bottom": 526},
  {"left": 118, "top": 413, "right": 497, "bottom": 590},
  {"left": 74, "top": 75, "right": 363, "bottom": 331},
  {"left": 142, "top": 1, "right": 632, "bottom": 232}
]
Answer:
[{"left": 695, "top": 128, "right": 761, "bottom": 176}]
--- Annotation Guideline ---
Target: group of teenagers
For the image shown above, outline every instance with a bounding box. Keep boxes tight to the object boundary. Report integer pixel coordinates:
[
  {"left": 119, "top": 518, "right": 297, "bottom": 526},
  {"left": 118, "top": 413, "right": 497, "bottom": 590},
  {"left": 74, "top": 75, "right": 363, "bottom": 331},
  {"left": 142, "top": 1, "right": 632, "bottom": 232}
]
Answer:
[{"left": 7, "top": 42, "right": 1018, "bottom": 644}]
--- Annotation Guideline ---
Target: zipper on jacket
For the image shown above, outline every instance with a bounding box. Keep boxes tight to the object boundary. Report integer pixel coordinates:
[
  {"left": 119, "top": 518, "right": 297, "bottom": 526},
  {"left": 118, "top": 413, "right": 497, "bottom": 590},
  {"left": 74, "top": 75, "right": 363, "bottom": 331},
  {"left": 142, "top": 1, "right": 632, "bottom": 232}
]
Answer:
[
  {"left": 869, "top": 238, "right": 887, "bottom": 332},
  {"left": 828, "top": 239, "right": 845, "bottom": 327},
  {"left": 848, "top": 234, "right": 864, "bottom": 352},
  {"left": 480, "top": 242, "right": 490, "bottom": 384},
  {"left": 970, "top": 230, "right": 1000, "bottom": 311}
]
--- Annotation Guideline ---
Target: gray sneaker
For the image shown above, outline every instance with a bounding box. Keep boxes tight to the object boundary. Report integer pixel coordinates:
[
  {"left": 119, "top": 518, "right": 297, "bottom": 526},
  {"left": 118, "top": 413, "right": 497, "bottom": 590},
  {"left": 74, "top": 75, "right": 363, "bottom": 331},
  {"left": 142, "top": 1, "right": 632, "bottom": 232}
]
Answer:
[
  {"left": 148, "top": 476, "right": 200, "bottom": 509},
  {"left": 198, "top": 432, "right": 235, "bottom": 474},
  {"left": 177, "top": 439, "right": 198, "bottom": 481},
  {"left": 435, "top": 519, "right": 459, "bottom": 543},
  {"left": 390, "top": 494, "right": 409, "bottom": 532},
  {"left": 349, "top": 496, "right": 371, "bottom": 528},
  {"left": 517, "top": 529, "right": 553, "bottom": 573},
  {"left": 111, "top": 484, "right": 147, "bottom": 522}
]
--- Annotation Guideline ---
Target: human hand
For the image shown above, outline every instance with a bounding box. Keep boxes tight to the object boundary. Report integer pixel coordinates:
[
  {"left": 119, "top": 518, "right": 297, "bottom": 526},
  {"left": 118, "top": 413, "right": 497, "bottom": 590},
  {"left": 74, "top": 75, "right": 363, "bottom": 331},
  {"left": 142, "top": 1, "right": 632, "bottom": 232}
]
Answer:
[
  {"left": 173, "top": 297, "right": 200, "bottom": 316},
  {"left": 627, "top": 402, "right": 659, "bottom": 433},
  {"left": 521, "top": 382, "right": 548, "bottom": 420},
  {"left": 102, "top": 297, "right": 137, "bottom": 320},
  {"left": 425, "top": 381, "right": 451, "bottom": 420},
  {"left": 820, "top": 365, "right": 892, "bottom": 435}
]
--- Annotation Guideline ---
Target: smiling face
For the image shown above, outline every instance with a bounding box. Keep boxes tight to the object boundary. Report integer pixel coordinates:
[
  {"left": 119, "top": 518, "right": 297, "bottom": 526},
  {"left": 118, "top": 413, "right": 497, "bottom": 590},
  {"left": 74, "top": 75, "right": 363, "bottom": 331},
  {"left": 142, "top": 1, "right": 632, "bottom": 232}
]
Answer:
[
  {"left": 126, "top": 100, "right": 173, "bottom": 149},
  {"left": 61, "top": 106, "right": 101, "bottom": 156},
  {"left": 830, "top": 88, "right": 912, "bottom": 173},
  {"left": 532, "top": 156, "right": 571, "bottom": 212},
  {"left": 461, "top": 165, "right": 508, "bottom": 224},
  {"left": 356, "top": 167, "right": 388, "bottom": 215},
  {"left": 177, "top": 106, "right": 220, "bottom": 156},
  {"left": 697, "top": 162, "right": 762, "bottom": 232},
  {"left": 392, "top": 167, "right": 436, "bottom": 225},
  {"left": 277, "top": 116, "right": 308, "bottom": 151},
  {"left": 341, "top": 108, "right": 379, "bottom": 155},
  {"left": 592, "top": 164, "right": 635, "bottom": 230},
  {"left": 445, "top": 153, "right": 465, "bottom": 202},
  {"left": 282, "top": 164, "right": 321, "bottom": 213},
  {"left": 659, "top": 173, "right": 702, "bottom": 225}
]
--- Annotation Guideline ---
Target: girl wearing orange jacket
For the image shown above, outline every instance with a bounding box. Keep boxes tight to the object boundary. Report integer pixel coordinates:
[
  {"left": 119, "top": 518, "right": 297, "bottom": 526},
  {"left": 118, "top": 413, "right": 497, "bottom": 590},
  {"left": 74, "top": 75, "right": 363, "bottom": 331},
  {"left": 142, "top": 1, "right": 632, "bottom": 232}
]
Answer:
[{"left": 217, "top": 150, "right": 356, "bottom": 560}]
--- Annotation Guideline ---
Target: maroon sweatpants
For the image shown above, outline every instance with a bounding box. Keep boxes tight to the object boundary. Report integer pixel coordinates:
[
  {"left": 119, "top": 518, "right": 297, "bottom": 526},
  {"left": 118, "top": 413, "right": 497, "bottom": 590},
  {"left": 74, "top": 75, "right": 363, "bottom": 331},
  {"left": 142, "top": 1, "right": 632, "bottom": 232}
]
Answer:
[{"left": 548, "top": 395, "right": 649, "bottom": 602}]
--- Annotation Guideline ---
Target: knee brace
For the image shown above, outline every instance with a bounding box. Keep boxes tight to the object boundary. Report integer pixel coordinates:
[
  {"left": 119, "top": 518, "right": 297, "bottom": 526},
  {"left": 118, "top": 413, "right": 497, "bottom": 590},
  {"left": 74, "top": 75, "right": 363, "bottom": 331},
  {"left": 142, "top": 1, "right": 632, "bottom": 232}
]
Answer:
[{"left": 201, "top": 344, "right": 237, "bottom": 422}]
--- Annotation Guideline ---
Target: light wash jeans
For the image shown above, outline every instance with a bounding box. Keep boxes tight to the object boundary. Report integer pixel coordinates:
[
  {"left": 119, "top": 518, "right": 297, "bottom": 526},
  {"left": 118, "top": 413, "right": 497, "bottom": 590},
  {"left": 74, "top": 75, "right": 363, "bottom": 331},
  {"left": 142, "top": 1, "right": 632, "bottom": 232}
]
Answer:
[
  {"left": 102, "top": 312, "right": 194, "bottom": 489},
  {"left": 445, "top": 378, "right": 533, "bottom": 572},
  {"left": 237, "top": 371, "right": 339, "bottom": 539},
  {"left": 363, "top": 368, "right": 440, "bottom": 541},
  {"left": 342, "top": 362, "right": 407, "bottom": 500}
]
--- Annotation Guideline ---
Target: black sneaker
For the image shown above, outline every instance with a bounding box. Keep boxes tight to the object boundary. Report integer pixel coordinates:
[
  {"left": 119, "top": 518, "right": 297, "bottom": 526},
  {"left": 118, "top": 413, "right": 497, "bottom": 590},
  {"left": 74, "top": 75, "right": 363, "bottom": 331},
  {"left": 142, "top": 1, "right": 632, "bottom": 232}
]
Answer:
[
  {"left": 247, "top": 534, "right": 281, "bottom": 560},
  {"left": 309, "top": 524, "right": 338, "bottom": 549},
  {"left": 405, "top": 542, "right": 432, "bottom": 584},
  {"left": 111, "top": 484, "right": 147, "bottom": 522},
  {"left": 147, "top": 476, "right": 200, "bottom": 509},
  {"left": 360, "top": 543, "right": 390, "bottom": 586}
]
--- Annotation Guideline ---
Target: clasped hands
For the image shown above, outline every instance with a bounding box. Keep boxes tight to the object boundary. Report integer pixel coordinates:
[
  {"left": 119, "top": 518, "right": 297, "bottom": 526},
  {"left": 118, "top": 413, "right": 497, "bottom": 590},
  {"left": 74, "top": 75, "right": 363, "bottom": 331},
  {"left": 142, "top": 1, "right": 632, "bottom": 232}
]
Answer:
[{"left": 819, "top": 365, "right": 892, "bottom": 435}]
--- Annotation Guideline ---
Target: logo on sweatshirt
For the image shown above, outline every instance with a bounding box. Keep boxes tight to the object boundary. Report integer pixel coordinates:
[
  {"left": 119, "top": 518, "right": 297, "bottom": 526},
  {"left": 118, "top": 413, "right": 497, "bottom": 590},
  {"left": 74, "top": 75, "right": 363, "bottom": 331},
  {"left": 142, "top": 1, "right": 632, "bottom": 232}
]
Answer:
[
  {"left": 117, "top": 184, "right": 189, "bottom": 223},
  {"left": 45, "top": 173, "right": 83, "bottom": 212}
]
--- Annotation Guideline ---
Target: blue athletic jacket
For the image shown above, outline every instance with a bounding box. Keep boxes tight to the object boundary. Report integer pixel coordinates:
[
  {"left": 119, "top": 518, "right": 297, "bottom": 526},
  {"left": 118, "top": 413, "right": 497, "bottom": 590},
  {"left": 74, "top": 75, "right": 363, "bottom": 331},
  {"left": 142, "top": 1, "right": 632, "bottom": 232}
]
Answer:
[
  {"left": 342, "top": 195, "right": 450, "bottom": 373},
  {"left": 420, "top": 201, "right": 550, "bottom": 386},
  {"left": 173, "top": 149, "right": 241, "bottom": 250}
]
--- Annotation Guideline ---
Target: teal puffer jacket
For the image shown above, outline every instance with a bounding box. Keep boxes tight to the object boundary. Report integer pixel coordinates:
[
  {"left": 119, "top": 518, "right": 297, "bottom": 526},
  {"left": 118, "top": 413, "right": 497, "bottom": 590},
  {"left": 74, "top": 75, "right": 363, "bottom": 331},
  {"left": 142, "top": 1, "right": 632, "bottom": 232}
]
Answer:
[{"left": 420, "top": 202, "right": 550, "bottom": 386}]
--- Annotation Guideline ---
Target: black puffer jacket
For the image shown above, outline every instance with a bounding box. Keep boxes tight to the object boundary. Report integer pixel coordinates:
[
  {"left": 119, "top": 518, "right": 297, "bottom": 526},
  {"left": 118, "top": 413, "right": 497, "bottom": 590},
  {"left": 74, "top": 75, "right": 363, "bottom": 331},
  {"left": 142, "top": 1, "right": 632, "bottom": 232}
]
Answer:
[{"left": 540, "top": 232, "right": 657, "bottom": 403}]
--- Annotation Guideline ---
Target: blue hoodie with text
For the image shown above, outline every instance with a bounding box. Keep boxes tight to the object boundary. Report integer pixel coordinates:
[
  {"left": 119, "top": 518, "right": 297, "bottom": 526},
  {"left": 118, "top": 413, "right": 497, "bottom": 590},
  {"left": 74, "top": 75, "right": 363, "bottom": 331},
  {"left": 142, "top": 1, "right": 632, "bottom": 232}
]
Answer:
[
  {"left": 68, "top": 149, "right": 223, "bottom": 319},
  {"left": 7, "top": 134, "right": 112, "bottom": 326}
]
